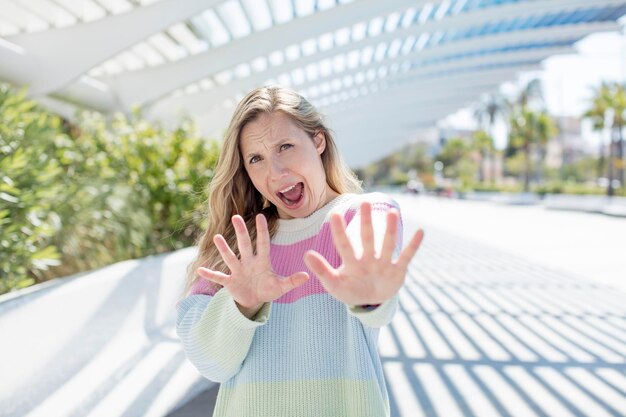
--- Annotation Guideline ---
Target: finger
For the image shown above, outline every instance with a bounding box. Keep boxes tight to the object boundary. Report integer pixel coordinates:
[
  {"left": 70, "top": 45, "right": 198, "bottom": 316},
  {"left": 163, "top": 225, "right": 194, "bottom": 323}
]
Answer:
[
  {"left": 232, "top": 215, "right": 254, "bottom": 258},
  {"left": 279, "top": 271, "right": 310, "bottom": 295},
  {"left": 396, "top": 229, "right": 424, "bottom": 271},
  {"left": 380, "top": 209, "right": 400, "bottom": 262},
  {"left": 329, "top": 213, "right": 357, "bottom": 265},
  {"left": 197, "top": 267, "right": 230, "bottom": 286},
  {"left": 304, "top": 250, "right": 340, "bottom": 290},
  {"left": 255, "top": 213, "right": 270, "bottom": 258},
  {"left": 213, "top": 234, "right": 239, "bottom": 271},
  {"left": 360, "top": 202, "right": 375, "bottom": 258}
]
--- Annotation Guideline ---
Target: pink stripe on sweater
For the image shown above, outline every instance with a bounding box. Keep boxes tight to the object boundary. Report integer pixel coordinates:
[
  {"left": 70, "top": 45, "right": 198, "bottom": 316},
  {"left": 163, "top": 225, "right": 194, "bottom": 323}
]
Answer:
[
  {"left": 187, "top": 203, "right": 398, "bottom": 302},
  {"left": 271, "top": 219, "right": 341, "bottom": 304}
]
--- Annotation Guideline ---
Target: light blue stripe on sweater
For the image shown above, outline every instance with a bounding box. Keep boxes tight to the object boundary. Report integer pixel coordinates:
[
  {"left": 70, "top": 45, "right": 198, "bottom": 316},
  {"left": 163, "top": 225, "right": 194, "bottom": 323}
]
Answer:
[{"left": 225, "top": 293, "right": 382, "bottom": 384}]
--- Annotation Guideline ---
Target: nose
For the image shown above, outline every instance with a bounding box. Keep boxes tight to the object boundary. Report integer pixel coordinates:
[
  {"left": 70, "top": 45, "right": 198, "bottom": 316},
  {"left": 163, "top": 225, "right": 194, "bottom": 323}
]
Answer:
[{"left": 269, "top": 155, "right": 288, "bottom": 180}]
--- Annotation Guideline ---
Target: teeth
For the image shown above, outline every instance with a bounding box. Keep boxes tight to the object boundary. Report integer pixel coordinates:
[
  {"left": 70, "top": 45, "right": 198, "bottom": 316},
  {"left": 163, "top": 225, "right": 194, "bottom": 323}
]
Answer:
[{"left": 279, "top": 183, "right": 297, "bottom": 193}]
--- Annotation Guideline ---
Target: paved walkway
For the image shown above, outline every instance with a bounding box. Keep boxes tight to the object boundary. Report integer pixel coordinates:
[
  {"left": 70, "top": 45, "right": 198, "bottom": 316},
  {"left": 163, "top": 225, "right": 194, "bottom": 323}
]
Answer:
[{"left": 169, "top": 195, "right": 626, "bottom": 417}]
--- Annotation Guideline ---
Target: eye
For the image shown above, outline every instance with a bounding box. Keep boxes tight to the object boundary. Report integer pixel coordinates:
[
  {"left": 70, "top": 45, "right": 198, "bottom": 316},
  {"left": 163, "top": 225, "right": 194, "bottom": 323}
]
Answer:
[
  {"left": 249, "top": 155, "right": 261, "bottom": 164},
  {"left": 280, "top": 143, "right": 293, "bottom": 151}
]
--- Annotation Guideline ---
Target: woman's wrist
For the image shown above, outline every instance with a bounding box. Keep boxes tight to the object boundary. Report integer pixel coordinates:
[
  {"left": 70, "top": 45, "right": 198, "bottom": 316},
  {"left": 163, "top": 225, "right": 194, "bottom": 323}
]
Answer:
[{"left": 236, "top": 301, "right": 264, "bottom": 319}]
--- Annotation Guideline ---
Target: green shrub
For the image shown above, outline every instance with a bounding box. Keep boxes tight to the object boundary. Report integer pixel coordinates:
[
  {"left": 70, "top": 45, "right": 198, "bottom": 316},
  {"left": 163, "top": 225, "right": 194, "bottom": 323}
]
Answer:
[{"left": 0, "top": 84, "right": 220, "bottom": 295}]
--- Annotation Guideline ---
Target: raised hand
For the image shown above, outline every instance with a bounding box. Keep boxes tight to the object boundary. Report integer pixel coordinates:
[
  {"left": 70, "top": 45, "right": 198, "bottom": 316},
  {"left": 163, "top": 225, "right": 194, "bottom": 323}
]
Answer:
[
  {"left": 197, "top": 214, "right": 309, "bottom": 318},
  {"left": 303, "top": 202, "right": 424, "bottom": 306}
]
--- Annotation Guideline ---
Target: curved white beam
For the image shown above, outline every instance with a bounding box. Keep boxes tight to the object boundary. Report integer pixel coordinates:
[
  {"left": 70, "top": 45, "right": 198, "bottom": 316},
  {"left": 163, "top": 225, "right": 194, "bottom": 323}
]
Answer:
[
  {"left": 320, "top": 63, "right": 540, "bottom": 115},
  {"left": 311, "top": 45, "right": 573, "bottom": 109},
  {"left": 190, "top": 64, "right": 537, "bottom": 142},
  {"left": 326, "top": 85, "right": 506, "bottom": 126},
  {"left": 320, "top": 69, "right": 519, "bottom": 114},
  {"left": 330, "top": 91, "right": 494, "bottom": 133},
  {"left": 138, "top": 0, "right": 621, "bottom": 110},
  {"left": 6, "top": 0, "right": 221, "bottom": 95},
  {"left": 332, "top": 95, "right": 492, "bottom": 168},
  {"left": 100, "top": 0, "right": 425, "bottom": 109},
  {"left": 146, "top": 16, "right": 617, "bottom": 121}
]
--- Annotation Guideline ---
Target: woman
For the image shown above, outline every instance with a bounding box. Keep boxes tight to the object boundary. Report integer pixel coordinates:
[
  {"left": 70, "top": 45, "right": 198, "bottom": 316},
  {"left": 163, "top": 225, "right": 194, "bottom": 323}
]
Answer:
[{"left": 176, "top": 86, "right": 424, "bottom": 417}]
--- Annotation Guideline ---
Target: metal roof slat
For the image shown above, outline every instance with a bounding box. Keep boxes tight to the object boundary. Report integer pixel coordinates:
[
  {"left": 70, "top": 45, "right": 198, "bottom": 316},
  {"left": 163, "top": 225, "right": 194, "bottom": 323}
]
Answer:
[
  {"left": 91, "top": 0, "right": 116, "bottom": 15},
  {"left": 267, "top": 0, "right": 295, "bottom": 25},
  {"left": 400, "top": 7, "right": 417, "bottom": 27},
  {"left": 80, "top": 0, "right": 108, "bottom": 22},
  {"left": 384, "top": 12, "right": 402, "bottom": 32},
  {"left": 199, "top": 9, "right": 231, "bottom": 47},
  {"left": 464, "top": 0, "right": 482, "bottom": 13},
  {"left": 235, "top": 0, "right": 258, "bottom": 32},
  {"left": 240, "top": 0, "right": 272, "bottom": 32},
  {"left": 373, "top": 42, "right": 389, "bottom": 63},
  {"left": 160, "top": 29, "right": 193, "bottom": 58},
  {"left": 317, "top": 0, "right": 337, "bottom": 12},
  {"left": 131, "top": 42, "right": 166, "bottom": 66},
  {"left": 167, "top": 22, "right": 208, "bottom": 55},
  {"left": 116, "top": 50, "right": 145, "bottom": 71},
  {"left": 213, "top": 4, "right": 238, "bottom": 41},
  {"left": 17, "top": 0, "right": 75, "bottom": 28},
  {"left": 148, "top": 32, "right": 187, "bottom": 61},
  {"left": 401, "top": 35, "right": 417, "bottom": 55},
  {"left": 3, "top": 0, "right": 49, "bottom": 32},
  {"left": 387, "top": 38, "right": 403, "bottom": 58},
  {"left": 46, "top": 0, "right": 82, "bottom": 23},
  {"left": 450, "top": 0, "right": 468, "bottom": 15},
  {"left": 217, "top": 0, "right": 252, "bottom": 40},
  {"left": 305, "top": 61, "right": 319, "bottom": 83},
  {"left": 0, "top": 5, "right": 30, "bottom": 31},
  {"left": 333, "top": 27, "right": 350, "bottom": 47},
  {"left": 293, "top": 0, "right": 315, "bottom": 17},
  {"left": 367, "top": 16, "right": 385, "bottom": 38},
  {"left": 48, "top": 0, "right": 84, "bottom": 20}
]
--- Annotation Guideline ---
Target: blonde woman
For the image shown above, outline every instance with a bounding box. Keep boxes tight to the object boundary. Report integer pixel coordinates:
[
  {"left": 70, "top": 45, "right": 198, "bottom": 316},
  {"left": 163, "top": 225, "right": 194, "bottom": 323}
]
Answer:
[{"left": 176, "top": 86, "right": 424, "bottom": 417}]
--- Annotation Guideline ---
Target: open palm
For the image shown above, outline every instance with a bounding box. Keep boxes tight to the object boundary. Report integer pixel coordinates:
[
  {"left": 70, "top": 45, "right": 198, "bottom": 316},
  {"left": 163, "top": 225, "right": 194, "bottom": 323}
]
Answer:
[
  {"left": 304, "top": 202, "right": 424, "bottom": 306},
  {"left": 197, "top": 214, "right": 309, "bottom": 311}
]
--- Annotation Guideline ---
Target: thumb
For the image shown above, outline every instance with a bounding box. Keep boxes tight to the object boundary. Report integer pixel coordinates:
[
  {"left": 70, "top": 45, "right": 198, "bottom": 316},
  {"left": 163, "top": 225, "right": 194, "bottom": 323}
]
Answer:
[{"left": 279, "top": 271, "right": 310, "bottom": 295}]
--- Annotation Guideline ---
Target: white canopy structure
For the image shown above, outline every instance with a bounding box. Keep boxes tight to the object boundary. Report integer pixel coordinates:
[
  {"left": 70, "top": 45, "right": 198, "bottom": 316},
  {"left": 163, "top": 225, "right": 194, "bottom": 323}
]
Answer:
[{"left": 1, "top": 0, "right": 625, "bottom": 167}]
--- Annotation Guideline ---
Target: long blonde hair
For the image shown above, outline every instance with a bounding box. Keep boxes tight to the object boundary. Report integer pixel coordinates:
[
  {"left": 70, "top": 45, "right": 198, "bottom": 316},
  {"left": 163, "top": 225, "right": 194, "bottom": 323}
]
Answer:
[{"left": 181, "top": 86, "right": 362, "bottom": 298}]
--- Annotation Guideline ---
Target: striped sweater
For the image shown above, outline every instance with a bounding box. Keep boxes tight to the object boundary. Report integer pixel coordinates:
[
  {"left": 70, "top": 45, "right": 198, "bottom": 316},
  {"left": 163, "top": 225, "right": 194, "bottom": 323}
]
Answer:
[{"left": 176, "top": 192, "right": 403, "bottom": 417}]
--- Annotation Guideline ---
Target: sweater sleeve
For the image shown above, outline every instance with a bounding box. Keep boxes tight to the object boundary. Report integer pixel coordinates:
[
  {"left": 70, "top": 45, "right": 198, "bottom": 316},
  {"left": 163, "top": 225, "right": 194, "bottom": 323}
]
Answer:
[
  {"left": 344, "top": 193, "right": 403, "bottom": 328},
  {"left": 175, "top": 287, "right": 272, "bottom": 383}
]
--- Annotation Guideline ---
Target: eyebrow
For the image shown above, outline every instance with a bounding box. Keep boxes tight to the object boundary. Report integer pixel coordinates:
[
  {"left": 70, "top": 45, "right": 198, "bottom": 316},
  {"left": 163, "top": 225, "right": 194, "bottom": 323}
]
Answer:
[{"left": 243, "top": 139, "right": 289, "bottom": 160}]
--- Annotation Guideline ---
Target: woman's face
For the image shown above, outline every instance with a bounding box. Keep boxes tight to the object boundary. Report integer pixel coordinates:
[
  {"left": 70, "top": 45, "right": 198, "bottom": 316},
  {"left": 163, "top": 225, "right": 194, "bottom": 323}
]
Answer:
[{"left": 239, "top": 112, "right": 339, "bottom": 219}]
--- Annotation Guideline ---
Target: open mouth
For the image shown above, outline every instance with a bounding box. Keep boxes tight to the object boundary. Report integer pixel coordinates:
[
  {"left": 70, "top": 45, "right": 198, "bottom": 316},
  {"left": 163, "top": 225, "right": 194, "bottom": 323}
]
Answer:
[{"left": 277, "top": 182, "right": 304, "bottom": 207}]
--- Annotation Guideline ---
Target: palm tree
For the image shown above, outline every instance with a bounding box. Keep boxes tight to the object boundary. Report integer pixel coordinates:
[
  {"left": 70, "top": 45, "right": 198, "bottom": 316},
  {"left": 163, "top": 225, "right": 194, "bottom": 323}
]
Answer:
[
  {"left": 583, "top": 82, "right": 626, "bottom": 196},
  {"left": 509, "top": 108, "right": 557, "bottom": 192},
  {"left": 517, "top": 78, "right": 544, "bottom": 109},
  {"left": 473, "top": 93, "right": 508, "bottom": 183},
  {"left": 612, "top": 83, "right": 626, "bottom": 189},
  {"left": 471, "top": 130, "right": 495, "bottom": 183}
]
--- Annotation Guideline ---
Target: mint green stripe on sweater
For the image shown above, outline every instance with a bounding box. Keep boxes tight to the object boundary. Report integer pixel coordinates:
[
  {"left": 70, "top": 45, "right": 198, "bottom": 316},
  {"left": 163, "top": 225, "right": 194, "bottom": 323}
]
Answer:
[{"left": 213, "top": 378, "right": 390, "bottom": 417}]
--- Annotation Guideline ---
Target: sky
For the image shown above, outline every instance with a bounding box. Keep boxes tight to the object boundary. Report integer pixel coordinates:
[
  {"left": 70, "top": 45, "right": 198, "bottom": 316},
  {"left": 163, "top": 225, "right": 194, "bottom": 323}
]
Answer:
[{"left": 443, "top": 26, "right": 626, "bottom": 151}]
